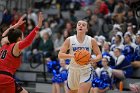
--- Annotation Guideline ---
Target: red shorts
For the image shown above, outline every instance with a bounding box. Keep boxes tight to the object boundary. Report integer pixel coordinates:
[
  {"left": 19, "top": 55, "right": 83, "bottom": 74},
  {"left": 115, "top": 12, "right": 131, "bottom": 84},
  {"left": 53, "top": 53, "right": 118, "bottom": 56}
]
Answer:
[{"left": 0, "top": 71, "right": 23, "bottom": 93}]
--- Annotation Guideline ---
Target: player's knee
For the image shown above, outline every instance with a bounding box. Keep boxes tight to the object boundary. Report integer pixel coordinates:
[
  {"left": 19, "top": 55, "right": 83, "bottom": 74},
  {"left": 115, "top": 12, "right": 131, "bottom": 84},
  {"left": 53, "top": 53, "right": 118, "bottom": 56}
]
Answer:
[
  {"left": 20, "top": 89, "right": 28, "bottom": 93},
  {"left": 90, "top": 88, "right": 94, "bottom": 92}
]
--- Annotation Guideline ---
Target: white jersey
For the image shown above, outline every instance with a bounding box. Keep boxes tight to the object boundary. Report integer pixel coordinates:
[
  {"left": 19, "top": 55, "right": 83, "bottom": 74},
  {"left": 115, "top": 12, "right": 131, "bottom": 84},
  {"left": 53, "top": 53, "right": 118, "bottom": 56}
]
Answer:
[
  {"left": 67, "top": 35, "right": 93, "bottom": 90},
  {"left": 69, "top": 35, "right": 92, "bottom": 68}
]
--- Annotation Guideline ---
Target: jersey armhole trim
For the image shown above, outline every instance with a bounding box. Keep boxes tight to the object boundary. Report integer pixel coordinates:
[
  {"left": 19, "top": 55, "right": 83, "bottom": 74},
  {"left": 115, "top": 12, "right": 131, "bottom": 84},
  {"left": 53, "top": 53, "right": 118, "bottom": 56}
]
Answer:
[{"left": 11, "top": 44, "right": 21, "bottom": 58}]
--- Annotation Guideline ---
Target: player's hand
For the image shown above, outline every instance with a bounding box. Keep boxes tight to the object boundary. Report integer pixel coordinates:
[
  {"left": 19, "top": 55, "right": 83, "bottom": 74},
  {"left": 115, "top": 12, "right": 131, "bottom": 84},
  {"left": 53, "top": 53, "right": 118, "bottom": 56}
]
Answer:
[
  {"left": 16, "top": 14, "right": 26, "bottom": 26},
  {"left": 69, "top": 54, "right": 74, "bottom": 58},
  {"left": 37, "top": 12, "right": 44, "bottom": 28},
  {"left": 89, "top": 58, "right": 96, "bottom": 64}
]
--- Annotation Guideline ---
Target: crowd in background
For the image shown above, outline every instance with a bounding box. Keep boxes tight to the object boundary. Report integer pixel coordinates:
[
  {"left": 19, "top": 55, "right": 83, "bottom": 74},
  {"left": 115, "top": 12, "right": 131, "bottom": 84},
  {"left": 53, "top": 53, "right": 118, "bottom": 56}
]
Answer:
[{"left": 0, "top": 0, "right": 140, "bottom": 92}]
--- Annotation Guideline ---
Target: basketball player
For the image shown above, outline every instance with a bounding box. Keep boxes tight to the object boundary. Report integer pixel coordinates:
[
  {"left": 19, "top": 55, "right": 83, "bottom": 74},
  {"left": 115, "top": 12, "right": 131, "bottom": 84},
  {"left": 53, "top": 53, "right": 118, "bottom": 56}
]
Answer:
[
  {"left": 0, "top": 12, "right": 43, "bottom": 93},
  {"left": 58, "top": 20, "right": 102, "bottom": 93}
]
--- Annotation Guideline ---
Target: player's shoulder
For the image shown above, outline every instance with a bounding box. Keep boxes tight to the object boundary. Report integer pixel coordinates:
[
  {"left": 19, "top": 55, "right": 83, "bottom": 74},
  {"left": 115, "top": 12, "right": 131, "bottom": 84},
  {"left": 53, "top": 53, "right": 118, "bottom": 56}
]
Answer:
[
  {"left": 67, "top": 35, "right": 75, "bottom": 40},
  {"left": 90, "top": 36, "right": 97, "bottom": 42},
  {"left": 86, "top": 35, "right": 92, "bottom": 38}
]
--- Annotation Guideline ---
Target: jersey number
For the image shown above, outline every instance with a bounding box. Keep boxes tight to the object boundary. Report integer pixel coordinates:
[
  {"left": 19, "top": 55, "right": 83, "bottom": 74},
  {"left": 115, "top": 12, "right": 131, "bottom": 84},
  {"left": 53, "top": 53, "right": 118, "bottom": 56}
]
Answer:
[{"left": 0, "top": 50, "right": 7, "bottom": 59}]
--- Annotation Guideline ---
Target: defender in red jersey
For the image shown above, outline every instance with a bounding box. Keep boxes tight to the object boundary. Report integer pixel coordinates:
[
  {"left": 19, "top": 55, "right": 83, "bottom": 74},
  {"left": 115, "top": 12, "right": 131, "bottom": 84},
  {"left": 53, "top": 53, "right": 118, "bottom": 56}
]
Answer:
[{"left": 0, "top": 12, "right": 43, "bottom": 93}]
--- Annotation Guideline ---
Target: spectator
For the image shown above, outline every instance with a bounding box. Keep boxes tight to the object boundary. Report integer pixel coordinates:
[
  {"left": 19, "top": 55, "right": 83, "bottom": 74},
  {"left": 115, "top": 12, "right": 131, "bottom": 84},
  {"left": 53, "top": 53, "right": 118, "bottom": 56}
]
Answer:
[
  {"left": 31, "top": 33, "right": 41, "bottom": 51},
  {"left": 94, "top": 0, "right": 109, "bottom": 18},
  {"left": 70, "top": 0, "right": 81, "bottom": 10},
  {"left": 34, "top": 0, "right": 44, "bottom": 9},
  {"left": 131, "top": 31, "right": 140, "bottom": 68},
  {"left": 84, "top": 8, "right": 93, "bottom": 22},
  {"left": 27, "top": 8, "right": 38, "bottom": 25},
  {"left": 105, "top": 0, "right": 117, "bottom": 13},
  {"left": 90, "top": 15, "right": 102, "bottom": 36},
  {"left": 63, "top": 29, "right": 70, "bottom": 40},
  {"left": 123, "top": 32, "right": 136, "bottom": 62},
  {"left": 113, "top": 0, "right": 129, "bottom": 16},
  {"left": 1, "top": 9, "right": 12, "bottom": 25},
  {"left": 126, "top": 9, "right": 138, "bottom": 31},
  {"left": 90, "top": 61, "right": 101, "bottom": 93},
  {"left": 110, "top": 32, "right": 124, "bottom": 51},
  {"left": 110, "top": 24, "right": 122, "bottom": 41},
  {"left": 29, "top": 33, "right": 42, "bottom": 63},
  {"left": 91, "top": 56, "right": 113, "bottom": 93},
  {"left": 25, "top": 19, "right": 35, "bottom": 36},
  {"left": 127, "top": 25, "right": 136, "bottom": 43},
  {"left": 69, "top": 9, "right": 77, "bottom": 23},
  {"left": 40, "top": 21, "right": 52, "bottom": 37},
  {"left": 102, "top": 42, "right": 115, "bottom": 67},
  {"left": 112, "top": 48, "right": 133, "bottom": 80},
  {"left": 53, "top": 32, "right": 64, "bottom": 56},
  {"left": 63, "top": 21, "right": 75, "bottom": 36},
  {"left": 11, "top": 8, "right": 25, "bottom": 32},
  {"left": 58, "top": 0, "right": 71, "bottom": 11},
  {"left": 52, "top": 59, "right": 68, "bottom": 93},
  {"left": 39, "top": 32, "right": 54, "bottom": 58}
]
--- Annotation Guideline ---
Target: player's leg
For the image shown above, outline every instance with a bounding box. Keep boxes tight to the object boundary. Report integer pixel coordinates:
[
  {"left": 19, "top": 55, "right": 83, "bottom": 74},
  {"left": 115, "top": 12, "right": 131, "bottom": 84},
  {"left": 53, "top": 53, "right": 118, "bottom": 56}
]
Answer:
[
  {"left": 20, "top": 88, "right": 28, "bottom": 93},
  {"left": 66, "top": 79, "right": 78, "bottom": 93},
  {"left": 66, "top": 88, "right": 78, "bottom": 93},
  {"left": 15, "top": 82, "right": 28, "bottom": 93},
  {"left": 90, "top": 87, "right": 97, "bottom": 93},
  {"left": 91, "top": 87, "right": 99, "bottom": 93},
  {"left": 78, "top": 66, "right": 93, "bottom": 93},
  {"left": 78, "top": 82, "right": 91, "bottom": 93},
  {"left": 66, "top": 67, "right": 80, "bottom": 93}
]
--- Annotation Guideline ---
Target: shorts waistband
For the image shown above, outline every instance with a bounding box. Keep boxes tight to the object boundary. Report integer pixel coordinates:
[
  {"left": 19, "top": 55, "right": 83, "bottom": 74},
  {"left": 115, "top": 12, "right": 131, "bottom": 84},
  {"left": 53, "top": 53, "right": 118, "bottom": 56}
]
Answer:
[{"left": 0, "top": 71, "right": 13, "bottom": 78}]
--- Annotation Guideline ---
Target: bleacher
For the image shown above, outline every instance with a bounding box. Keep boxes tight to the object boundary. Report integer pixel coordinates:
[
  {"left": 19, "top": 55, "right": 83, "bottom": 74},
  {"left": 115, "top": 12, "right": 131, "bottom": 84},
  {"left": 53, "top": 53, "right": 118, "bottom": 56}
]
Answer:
[
  {"left": 0, "top": 0, "right": 140, "bottom": 93},
  {"left": 15, "top": 63, "right": 140, "bottom": 93}
]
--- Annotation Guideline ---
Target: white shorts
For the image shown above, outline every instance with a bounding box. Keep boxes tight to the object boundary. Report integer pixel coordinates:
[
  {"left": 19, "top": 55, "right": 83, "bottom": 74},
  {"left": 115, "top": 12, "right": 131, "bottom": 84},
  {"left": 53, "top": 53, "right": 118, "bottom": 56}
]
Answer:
[{"left": 67, "top": 65, "right": 93, "bottom": 90}]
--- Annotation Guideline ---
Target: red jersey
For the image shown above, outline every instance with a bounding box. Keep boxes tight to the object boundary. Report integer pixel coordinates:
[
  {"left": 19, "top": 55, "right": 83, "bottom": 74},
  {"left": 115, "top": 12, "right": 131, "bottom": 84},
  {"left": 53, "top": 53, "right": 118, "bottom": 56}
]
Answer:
[{"left": 0, "top": 43, "right": 21, "bottom": 75}]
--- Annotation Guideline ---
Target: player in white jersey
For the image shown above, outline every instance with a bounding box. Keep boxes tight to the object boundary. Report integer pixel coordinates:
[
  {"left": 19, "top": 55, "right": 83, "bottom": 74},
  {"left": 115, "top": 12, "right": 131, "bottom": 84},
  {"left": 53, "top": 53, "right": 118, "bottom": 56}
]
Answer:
[{"left": 58, "top": 20, "right": 102, "bottom": 93}]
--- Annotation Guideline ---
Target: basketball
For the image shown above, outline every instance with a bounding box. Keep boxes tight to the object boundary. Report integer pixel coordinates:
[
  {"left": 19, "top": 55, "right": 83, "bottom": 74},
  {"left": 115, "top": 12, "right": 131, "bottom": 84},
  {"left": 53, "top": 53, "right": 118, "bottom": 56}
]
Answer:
[{"left": 74, "top": 49, "right": 91, "bottom": 65}]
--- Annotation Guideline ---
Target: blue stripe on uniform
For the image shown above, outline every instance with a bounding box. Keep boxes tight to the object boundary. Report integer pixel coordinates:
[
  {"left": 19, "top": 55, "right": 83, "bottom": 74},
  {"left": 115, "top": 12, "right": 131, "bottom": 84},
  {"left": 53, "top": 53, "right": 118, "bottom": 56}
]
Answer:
[
  {"left": 67, "top": 82, "right": 71, "bottom": 90},
  {"left": 84, "top": 67, "right": 93, "bottom": 82}
]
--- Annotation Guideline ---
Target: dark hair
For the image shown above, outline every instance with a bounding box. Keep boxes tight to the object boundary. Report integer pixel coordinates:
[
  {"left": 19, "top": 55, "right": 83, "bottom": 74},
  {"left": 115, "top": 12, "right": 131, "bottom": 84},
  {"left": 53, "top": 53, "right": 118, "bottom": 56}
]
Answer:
[
  {"left": 125, "top": 34, "right": 132, "bottom": 41},
  {"left": 115, "top": 47, "right": 122, "bottom": 52},
  {"left": 103, "top": 57, "right": 109, "bottom": 62},
  {"left": 116, "top": 34, "right": 122, "bottom": 41},
  {"left": 7, "top": 29, "right": 22, "bottom": 43},
  {"left": 118, "top": 0, "right": 124, "bottom": 4},
  {"left": 69, "top": 9, "right": 75, "bottom": 15},
  {"left": 77, "top": 19, "right": 90, "bottom": 29}
]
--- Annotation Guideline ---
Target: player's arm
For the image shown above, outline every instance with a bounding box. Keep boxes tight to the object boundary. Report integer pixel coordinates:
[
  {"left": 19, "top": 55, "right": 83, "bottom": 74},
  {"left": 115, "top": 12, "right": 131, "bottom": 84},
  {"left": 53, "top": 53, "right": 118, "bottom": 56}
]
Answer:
[
  {"left": 1, "top": 15, "right": 26, "bottom": 46},
  {"left": 58, "top": 37, "right": 74, "bottom": 59},
  {"left": 13, "top": 12, "right": 43, "bottom": 56},
  {"left": 91, "top": 38, "right": 102, "bottom": 63}
]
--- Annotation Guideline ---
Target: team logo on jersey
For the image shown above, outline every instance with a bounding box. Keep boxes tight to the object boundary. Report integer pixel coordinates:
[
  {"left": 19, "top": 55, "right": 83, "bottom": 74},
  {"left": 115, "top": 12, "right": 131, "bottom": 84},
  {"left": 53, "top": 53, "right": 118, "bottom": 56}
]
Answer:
[{"left": 72, "top": 47, "right": 89, "bottom": 51}]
